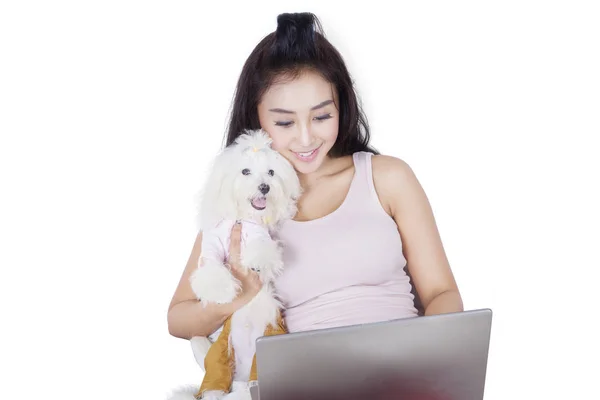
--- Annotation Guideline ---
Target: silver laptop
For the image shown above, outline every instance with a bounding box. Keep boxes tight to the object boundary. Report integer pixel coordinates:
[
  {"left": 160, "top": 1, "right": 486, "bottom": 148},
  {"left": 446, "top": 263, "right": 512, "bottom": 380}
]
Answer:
[{"left": 252, "top": 308, "right": 492, "bottom": 400}]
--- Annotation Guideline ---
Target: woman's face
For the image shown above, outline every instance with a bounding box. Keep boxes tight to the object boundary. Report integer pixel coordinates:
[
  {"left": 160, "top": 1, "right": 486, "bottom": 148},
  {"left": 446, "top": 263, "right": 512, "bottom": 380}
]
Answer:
[{"left": 257, "top": 70, "right": 339, "bottom": 175}]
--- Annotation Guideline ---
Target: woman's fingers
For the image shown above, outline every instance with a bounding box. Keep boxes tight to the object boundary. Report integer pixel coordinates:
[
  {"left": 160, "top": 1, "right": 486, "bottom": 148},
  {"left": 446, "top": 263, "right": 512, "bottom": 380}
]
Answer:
[
  {"left": 228, "top": 222, "right": 242, "bottom": 268},
  {"left": 226, "top": 221, "right": 263, "bottom": 301}
]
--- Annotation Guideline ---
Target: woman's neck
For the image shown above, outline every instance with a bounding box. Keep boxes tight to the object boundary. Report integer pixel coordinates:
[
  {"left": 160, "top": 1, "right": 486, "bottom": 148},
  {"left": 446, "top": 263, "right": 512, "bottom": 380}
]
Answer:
[{"left": 297, "top": 154, "right": 351, "bottom": 190}]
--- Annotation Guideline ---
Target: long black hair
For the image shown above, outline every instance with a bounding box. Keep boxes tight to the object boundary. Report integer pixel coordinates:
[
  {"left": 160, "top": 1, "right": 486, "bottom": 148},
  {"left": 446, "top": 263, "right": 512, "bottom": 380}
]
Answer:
[{"left": 223, "top": 12, "right": 378, "bottom": 157}]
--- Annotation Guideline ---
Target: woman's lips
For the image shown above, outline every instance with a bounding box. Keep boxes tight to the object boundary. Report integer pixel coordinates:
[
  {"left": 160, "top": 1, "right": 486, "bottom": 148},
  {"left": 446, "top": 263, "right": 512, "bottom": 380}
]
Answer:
[{"left": 291, "top": 145, "right": 321, "bottom": 162}]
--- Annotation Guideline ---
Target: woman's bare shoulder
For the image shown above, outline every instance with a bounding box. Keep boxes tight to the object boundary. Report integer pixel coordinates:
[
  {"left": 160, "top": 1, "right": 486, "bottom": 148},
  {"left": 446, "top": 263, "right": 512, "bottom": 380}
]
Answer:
[
  {"left": 371, "top": 154, "right": 414, "bottom": 180},
  {"left": 370, "top": 154, "right": 420, "bottom": 215}
]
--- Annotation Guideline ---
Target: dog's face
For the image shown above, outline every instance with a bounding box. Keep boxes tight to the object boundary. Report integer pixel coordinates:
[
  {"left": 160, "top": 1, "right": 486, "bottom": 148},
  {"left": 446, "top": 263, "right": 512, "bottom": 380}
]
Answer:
[
  {"left": 228, "top": 139, "right": 299, "bottom": 224},
  {"left": 198, "top": 130, "right": 302, "bottom": 229}
]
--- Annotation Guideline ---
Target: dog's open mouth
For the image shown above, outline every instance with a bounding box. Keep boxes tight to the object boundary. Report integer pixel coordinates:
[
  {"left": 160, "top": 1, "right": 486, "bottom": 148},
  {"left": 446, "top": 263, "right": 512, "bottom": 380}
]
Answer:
[{"left": 250, "top": 196, "right": 267, "bottom": 211}]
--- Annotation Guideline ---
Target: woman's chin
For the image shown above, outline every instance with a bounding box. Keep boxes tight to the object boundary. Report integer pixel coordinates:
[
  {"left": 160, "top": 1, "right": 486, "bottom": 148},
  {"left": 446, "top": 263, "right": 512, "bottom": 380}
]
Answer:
[{"left": 292, "top": 161, "right": 321, "bottom": 175}]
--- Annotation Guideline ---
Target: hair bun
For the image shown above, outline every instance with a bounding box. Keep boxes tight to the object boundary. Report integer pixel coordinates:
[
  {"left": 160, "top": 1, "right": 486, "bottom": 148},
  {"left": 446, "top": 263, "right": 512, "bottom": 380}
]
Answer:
[{"left": 272, "top": 12, "right": 319, "bottom": 61}]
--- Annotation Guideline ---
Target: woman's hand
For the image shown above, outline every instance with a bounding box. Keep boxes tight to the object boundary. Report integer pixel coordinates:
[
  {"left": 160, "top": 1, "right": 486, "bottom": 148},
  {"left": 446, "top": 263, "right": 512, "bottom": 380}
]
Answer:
[{"left": 227, "top": 222, "right": 263, "bottom": 310}]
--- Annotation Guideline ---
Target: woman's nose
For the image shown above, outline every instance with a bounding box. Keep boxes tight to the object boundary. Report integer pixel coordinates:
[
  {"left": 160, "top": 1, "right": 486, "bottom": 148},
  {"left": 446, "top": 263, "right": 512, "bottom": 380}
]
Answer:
[{"left": 298, "top": 124, "right": 313, "bottom": 146}]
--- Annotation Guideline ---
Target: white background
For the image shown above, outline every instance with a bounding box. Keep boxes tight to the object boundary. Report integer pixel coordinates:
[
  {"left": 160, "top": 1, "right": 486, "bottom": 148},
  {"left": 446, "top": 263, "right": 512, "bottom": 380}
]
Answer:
[{"left": 1, "top": 1, "right": 598, "bottom": 399}]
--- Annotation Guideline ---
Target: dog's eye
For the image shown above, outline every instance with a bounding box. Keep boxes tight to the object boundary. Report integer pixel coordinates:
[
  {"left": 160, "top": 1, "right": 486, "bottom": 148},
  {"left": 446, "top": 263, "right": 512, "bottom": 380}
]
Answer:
[
  {"left": 242, "top": 169, "right": 251, "bottom": 175},
  {"left": 268, "top": 169, "right": 274, "bottom": 176}
]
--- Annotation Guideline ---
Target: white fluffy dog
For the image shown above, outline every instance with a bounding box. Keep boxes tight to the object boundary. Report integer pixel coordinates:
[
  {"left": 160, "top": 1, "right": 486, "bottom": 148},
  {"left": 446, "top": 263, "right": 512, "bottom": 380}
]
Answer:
[{"left": 167, "top": 129, "right": 301, "bottom": 400}]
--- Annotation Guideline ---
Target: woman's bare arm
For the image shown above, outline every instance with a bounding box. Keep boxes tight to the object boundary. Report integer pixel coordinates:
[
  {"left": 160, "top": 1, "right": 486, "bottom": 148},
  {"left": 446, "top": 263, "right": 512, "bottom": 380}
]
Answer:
[
  {"left": 167, "top": 224, "right": 263, "bottom": 340},
  {"left": 372, "top": 155, "right": 464, "bottom": 316},
  {"left": 167, "top": 231, "right": 232, "bottom": 339}
]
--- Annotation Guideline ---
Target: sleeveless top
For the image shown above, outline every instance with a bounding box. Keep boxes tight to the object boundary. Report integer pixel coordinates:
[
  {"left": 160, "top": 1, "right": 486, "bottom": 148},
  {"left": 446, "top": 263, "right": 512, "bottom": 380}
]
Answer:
[{"left": 273, "top": 151, "right": 418, "bottom": 333}]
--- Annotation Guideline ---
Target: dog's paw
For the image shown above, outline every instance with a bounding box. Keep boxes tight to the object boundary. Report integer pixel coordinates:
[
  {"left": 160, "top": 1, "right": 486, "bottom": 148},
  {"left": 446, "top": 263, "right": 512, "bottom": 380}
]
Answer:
[
  {"left": 201, "top": 390, "right": 226, "bottom": 400},
  {"left": 222, "top": 386, "right": 252, "bottom": 400},
  {"left": 165, "top": 385, "right": 201, "bottom": 400},
  {"left": 190, "top": 259, "right": 240, "bottom": 304},
  {"left": 241, "top": 239, "right": 283, "bottom": 280}
]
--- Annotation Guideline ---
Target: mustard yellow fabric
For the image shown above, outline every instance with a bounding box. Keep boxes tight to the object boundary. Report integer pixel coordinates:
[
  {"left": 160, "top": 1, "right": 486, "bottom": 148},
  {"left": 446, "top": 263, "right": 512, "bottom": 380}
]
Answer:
[
  {"left": 196, "top": 317, "right": 234, "bottom": 397},
  {"left": 250, "top": 311, "right": 287, "bottom": 381},
  {"left": 196, "top": 311, "right": 288, "bottom": 398}
]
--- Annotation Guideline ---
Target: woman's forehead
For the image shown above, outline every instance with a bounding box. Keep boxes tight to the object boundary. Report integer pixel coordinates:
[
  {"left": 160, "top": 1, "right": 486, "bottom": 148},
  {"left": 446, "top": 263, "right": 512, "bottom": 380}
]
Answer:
[{"left": 261, "top": 72, "right": 335, "bottom": 110}]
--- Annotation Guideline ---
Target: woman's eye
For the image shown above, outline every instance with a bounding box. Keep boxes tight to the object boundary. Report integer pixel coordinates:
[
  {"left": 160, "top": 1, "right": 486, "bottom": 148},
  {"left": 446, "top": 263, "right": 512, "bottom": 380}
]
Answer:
[
  {"left": 274, "top": 114, "right": 331, "bottom": 127},
  {"left": 268, "top": 169, "right": 274, "bottom": 176},
  {"left": 242, "top": 168, "right": 251, "bottom": 175},
  {"left": 315, "top": 113, "right": 332, "bottom": 121}
]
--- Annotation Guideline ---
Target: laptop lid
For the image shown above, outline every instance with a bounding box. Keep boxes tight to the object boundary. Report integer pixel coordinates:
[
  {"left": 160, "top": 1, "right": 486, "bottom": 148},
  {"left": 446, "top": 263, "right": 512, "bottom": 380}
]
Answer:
[{"left": 255, "top": 308, "right": 492, "bottom": 400}]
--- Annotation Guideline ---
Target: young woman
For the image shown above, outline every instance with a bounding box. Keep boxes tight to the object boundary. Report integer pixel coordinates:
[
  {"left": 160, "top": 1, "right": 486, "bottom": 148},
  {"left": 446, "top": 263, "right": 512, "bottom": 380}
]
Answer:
[{"left": 167, "top": 12, "right": 463, "bottom": 341}]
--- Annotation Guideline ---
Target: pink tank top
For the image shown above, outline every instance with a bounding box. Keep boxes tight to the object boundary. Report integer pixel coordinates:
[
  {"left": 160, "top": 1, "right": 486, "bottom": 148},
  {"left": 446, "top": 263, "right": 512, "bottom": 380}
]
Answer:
[{"left": 273, "top": 151, "right": 418, "bottom": 333}]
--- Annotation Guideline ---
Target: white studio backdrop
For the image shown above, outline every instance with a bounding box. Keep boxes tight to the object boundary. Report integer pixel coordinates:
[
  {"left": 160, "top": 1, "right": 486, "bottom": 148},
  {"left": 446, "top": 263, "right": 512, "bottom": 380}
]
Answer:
[{"left": 1, "top": 1, "right": 598, "bottom": 399}]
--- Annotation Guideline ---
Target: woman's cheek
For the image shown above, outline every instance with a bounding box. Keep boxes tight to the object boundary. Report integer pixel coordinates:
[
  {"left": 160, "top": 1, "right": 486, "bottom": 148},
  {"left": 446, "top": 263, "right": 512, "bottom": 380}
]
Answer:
[
  {"left": 266, "top": 133, "right": 289, "bottom": 152},
  {"left": 317, "top": 119, "right": 339, "bottom": 143}
]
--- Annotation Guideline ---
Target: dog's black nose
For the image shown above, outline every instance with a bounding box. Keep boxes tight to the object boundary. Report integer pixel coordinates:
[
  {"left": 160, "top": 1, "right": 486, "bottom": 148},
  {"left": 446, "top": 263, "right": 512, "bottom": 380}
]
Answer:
[{"left": 258, "top": 183, "right": 270, "bottom": 195}]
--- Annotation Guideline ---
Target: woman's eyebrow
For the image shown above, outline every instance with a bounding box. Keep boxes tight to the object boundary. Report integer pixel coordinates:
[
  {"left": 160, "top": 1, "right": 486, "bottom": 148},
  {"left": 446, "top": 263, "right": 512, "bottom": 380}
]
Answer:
[{"left": 268, "top": 99, "right": 333, "bottom": 114}]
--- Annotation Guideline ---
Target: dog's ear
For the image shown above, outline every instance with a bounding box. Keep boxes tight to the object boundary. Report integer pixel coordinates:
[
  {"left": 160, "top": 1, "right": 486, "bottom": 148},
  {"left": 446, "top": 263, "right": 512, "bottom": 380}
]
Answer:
[
  {"left": 194, "top": 145, "right": 239, "bottom": 230},
  {"left": 277, "top": 153, "right": 302, "bottom": 201},
  {"left": 272, "top": 153, "right": 302, "bottom": 223}
]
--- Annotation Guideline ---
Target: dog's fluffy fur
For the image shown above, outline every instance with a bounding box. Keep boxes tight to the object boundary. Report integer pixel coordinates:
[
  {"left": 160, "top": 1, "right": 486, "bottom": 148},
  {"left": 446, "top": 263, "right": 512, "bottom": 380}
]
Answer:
[{"left": 168, "top": 129, "right": 301, "bottom": 400}]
